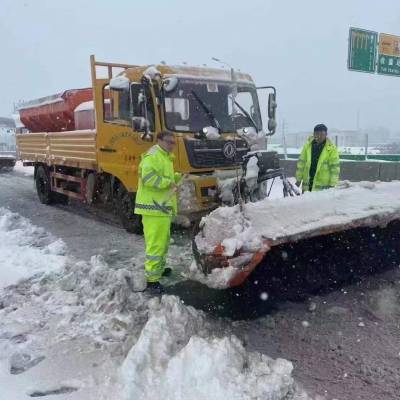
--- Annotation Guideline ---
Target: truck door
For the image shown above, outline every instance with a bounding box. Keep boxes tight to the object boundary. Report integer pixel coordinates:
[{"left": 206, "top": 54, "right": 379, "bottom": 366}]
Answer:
[{"left": 97, "top": 82, "right": 156, "bottom": 192}]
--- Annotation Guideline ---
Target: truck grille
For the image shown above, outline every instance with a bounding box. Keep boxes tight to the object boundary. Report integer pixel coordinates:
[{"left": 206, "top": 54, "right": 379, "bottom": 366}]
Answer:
[{"left": 184, "top": 138, "right": 249, "bottom": 168}]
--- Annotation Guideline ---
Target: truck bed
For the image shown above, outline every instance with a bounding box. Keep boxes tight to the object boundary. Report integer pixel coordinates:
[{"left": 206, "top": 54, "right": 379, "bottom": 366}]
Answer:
[{"left": 16, "top": 130, "right": 97, "bottom": 170}]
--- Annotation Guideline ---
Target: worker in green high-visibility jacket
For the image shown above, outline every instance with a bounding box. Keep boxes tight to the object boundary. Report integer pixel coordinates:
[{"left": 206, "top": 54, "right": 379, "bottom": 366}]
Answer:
[
  {"left": 135, "top": 131, "right": 182, "bottom": 294},
  {"left": 295, "top": 124, "right": 340, "bottom": 192}
]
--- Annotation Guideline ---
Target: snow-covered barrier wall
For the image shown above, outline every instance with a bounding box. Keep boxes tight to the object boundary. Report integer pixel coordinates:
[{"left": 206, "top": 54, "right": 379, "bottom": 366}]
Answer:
[{"left": 280, "top": 159, "right": 400, "bottom": 182}]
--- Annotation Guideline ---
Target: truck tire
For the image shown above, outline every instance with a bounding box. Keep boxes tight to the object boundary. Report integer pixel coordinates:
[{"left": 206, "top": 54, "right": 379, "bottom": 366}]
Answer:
[
  {"left": 117, "top": 185, "right": 143, "bottom": 234},
  {"left": 35, "top": 165, "right": 54, "bottom": 204},
  {"left": 35, "top": 165, "right": 68, "bottom": 205}
]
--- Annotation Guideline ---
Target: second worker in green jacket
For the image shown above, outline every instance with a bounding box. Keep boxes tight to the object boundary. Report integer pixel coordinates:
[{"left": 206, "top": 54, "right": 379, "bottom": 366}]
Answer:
[
  {"left": 135, "top": 131, "right": 182, "bottom": 294},
  {"left": 295, "top": 124, "right": 340, "bottom": 192}
]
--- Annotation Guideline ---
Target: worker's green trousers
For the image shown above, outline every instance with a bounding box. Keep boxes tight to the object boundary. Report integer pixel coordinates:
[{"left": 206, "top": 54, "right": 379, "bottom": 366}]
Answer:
[{"left": 142, "top": 215, "right": 172, "bottom": 283}]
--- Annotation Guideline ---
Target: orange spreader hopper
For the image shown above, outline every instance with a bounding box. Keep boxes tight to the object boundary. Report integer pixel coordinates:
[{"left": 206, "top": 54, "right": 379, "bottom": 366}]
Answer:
[{"left": 17, "top": 88, "right": 93, "bottom": 132}]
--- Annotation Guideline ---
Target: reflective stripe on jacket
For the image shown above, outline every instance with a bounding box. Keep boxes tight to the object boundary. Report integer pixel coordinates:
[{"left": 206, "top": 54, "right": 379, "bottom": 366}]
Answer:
[
  {"left": 134, "top": 145, "right": 182, "bottom": 217},
  {"left": 295, "top": 136, "right": 340, "bottom": 191}
]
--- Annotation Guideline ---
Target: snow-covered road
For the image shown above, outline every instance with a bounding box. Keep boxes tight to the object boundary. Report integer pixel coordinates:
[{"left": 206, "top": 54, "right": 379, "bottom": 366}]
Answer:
[
  {"left": 1, "top": 166, "right": 400, "bottom": 399},
  {"left": 0, "top": 164, "right": 144, "bottom": 262},
  {"left": 0, "top": 168, "right": 307, "bottom": 399}
]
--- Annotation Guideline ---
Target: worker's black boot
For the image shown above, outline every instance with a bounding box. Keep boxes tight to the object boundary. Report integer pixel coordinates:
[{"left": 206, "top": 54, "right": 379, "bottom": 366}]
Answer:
[
  {"left": 146, "top": 281, "right": 164, "bottom": 295},
  {"left": 162, "top": 267, "right": 172, "bottom": 277}
]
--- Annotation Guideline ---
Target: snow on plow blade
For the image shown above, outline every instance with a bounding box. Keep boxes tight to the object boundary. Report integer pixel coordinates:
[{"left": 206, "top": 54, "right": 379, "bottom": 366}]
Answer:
[{"left": 192, "top": 181, "right": 400, "bottom": 289}]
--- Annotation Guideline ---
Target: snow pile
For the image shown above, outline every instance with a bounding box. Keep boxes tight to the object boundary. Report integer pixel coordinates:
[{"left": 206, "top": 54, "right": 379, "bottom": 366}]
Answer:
[
  {"left": 245, "top": 154, "right": 259, "bottom": 179},
  {"left": 244, "top": 155, "right": 269, "bottom": 200},
  {"left": 191, "top": 205, "right": 264, "bottom": 288},
  {"left": 237, "top": 127, "right": 265, "bottom": 150},
  {"left": 121, "top": 295, "right": 295, "bottom": 400},
  {"left": 216, "top": 154, "right": 276, "bottom": 205},
  {"left": 0, "top": 209, "right": 309, "bottom": 400},
  {"left": 204, "top": 126, "right": 220, "bottom": 139},
  {"left": 185, "top": 260, "right": 239, "bottom": 289},
  {"left": 247, "top": 180, "right": 400, "bottom": 242},
  {"left": 0, "top": 218, "right": 149, "bottom": 398},
  {"left": 195, "top": 205, "right": 262, "bottom": 257},
  {"left": 109, "top": 75, "right": 130, "bottom": 90},
  {"left": 165, "top": 67, "right": 252, "bottom": 84},
  {"left": 52, "top": 255, "right": 147, "bottom": 341},
  {"left": 217, "top": 175, "right": 238, "bottom": 204},
  {"left": 0, "top": 208, "right": 66, "bottom": 289},
  {"left": 143, "top": 66, "right": 162, "bottom": 80},
  {"left": 216, "top": 155, "right": 260, "bottom": 204},
  {"left": 0, "top": 267, "right": 147, "bottom": 399},
  {"left": 196, "top": 181, "right": 400, "bottom": 259},
  {"left": 16, "top": 93, "right": 64, "bottom": 110},
  {"left": 14, "top": 161, "right": 34, "bottom": 176},
  {"left": 177, "top": 178, "right": 202, "bottom": 214},
  {"left": 74, "top": 100, "right": 94, "bottom": 112},
  {"left": 12, "top": 112, "right": 25, "bottom": 128}
]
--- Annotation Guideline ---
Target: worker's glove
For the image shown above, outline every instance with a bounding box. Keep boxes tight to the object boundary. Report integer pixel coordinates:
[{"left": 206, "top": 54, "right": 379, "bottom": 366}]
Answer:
[
  {"left": 295, "top": 180, "right": 301, "bottom": 187},
  {"left": 170, "top": 183, "right": 179, "bottom": 192}
]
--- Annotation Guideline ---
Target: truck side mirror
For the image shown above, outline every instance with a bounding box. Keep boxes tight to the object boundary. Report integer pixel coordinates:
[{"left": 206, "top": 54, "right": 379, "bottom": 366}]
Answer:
[
  {"left": 267, "top": 119, "right": 277, "bottom": 134},
  {"left": 256, "top": 86, "right": 277, "bottom": 136},
  {"left": 267, "top": 92, "right": 277, "bottom": 135},
  {"left": 163, "top": 76, "right": 178, "bottom": 93},
  {"left": 132, "top": 116, "right": 151, "bottom": 133},
  {"left": 268, "top": 93, "right": 277, "bottom": 119},
  {"left": 140, "top": 132, "right": 154, "bottom": 141},
  {"left": 132, "top": 117, "right": 154, "bottom": 141},
  {"left": 131, "top": 84, "right": 153, "bottom": 139}
]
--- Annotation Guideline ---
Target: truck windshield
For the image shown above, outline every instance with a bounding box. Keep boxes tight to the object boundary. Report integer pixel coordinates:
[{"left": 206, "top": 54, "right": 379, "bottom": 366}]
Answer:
[{"left": 163, "top": 79, "right": 262, "bottom": 133}]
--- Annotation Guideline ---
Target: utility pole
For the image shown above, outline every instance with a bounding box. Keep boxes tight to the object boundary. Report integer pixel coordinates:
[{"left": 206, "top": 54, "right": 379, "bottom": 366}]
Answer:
[{"left": 282, "top": 119, "right": 287, "bottom": 160}]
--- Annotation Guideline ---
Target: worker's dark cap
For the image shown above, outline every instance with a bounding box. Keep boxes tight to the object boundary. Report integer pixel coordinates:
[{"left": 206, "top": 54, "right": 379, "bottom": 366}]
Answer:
[{"left": 314, "top": 124, "right": 328, "bottom": 133}]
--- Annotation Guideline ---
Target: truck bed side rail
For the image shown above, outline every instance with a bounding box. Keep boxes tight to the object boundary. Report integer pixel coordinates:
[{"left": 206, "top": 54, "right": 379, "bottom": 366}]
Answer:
[{"left": 16, "top": 131, "right": 97, "bottom": 170}]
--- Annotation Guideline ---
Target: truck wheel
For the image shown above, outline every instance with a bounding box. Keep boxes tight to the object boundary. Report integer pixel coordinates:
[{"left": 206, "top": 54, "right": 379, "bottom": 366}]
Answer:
[
  {"left": 35, "top": 166, "right": 68, "bottom": 205},
  {"left": 117, "top": 186, "right": 143, "bottom": 234},
  {"left": 35, "top": 166, "right": 53, "bottom": 204}
]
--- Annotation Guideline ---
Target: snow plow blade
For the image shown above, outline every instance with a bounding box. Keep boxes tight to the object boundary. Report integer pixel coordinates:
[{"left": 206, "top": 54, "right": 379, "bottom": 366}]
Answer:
[{"left": 192, "top": 181, "right": 400, "bottom": 289}]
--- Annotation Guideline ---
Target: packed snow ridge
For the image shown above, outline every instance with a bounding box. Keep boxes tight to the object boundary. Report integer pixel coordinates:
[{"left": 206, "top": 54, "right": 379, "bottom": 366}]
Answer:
[
  {"left": 0, "top": 208, "right": 309, "bottom": 399},
  {"left": 121, "top": 296, "right": 298, "bottom": 400},
  {"left": 0, "top": 208, "right": 66, "bottom": 289},
  {"left": 195, "top": 181, "right": 400, "bottom": 259}
]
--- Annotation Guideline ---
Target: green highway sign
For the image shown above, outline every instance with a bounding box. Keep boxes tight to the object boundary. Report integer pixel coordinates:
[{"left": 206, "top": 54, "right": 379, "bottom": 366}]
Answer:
[
  {"left": 377, "top": 54, "right": 400, "bottom": 76},
  {"left": 348, "top": 27, "right": 378, "bottom": 73},
  {"left": 377, "top": 33, "right": 400, "bottom": 76}
]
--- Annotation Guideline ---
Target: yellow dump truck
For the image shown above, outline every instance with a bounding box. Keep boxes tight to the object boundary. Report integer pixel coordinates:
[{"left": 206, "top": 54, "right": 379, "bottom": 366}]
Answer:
[{"left": 16, "top": 56, "right": 277, "bottom": 233}]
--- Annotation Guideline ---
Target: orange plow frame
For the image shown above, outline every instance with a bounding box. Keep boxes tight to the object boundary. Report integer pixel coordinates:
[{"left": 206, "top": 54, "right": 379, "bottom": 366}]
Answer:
[{"left": 194, "top": 212, "right": 400, "bottom": 288}]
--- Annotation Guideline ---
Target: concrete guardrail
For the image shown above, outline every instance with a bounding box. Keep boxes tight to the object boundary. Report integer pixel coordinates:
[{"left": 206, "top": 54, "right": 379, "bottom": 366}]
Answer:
[{"left": 280, "top": 159, "right": 400, "bottom": 182}]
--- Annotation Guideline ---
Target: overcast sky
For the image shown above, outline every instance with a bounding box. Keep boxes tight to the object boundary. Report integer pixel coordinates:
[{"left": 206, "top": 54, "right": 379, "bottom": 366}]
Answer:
[{"left": 1, "top": 0, "right": 400, "bottom": 133}]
